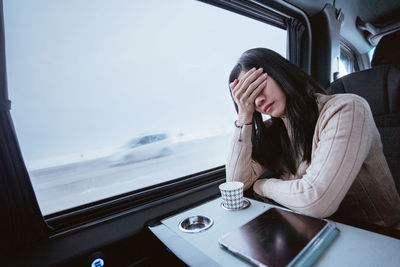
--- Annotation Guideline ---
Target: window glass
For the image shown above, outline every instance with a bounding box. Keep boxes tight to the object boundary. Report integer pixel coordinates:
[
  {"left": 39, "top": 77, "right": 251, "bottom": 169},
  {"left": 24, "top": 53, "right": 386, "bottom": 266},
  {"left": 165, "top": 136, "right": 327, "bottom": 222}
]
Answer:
[
  {"left": 368, "top": 46, "right": 376, "bottom": 62},
  {"left": 338, "top": 52, "right": 351, "bottom": 78},
  {"left": 3, "top": 0, "right": 286, "bottom": 214}
]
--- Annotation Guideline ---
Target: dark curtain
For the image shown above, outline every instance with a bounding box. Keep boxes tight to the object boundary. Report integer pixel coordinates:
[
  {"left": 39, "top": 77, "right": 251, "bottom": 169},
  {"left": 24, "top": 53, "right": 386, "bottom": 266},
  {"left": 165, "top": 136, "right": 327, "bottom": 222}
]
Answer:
[{"left": 0, "top": 1, "right": 52, "bottom": 259}]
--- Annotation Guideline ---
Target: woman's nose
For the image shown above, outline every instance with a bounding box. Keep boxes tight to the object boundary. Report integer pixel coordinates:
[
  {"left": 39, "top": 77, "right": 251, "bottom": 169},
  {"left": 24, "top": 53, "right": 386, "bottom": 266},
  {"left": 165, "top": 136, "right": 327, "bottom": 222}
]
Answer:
[{"left": 255, "top": 95, "right": 265, "bottom": 107}]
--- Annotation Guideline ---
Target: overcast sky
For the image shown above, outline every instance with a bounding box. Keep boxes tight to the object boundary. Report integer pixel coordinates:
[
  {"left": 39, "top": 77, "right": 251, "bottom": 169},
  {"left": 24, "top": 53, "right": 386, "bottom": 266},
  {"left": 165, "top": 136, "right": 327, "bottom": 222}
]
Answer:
[{"left": 3, "top": 0, "right": 286, "bottom": 166}]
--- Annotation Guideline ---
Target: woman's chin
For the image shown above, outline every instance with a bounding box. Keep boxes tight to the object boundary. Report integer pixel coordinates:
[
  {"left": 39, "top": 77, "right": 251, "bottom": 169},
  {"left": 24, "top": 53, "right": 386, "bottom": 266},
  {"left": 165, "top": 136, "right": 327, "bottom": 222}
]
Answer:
[{"left": 270, "top": 111, "right": 284, "bottom": 118}]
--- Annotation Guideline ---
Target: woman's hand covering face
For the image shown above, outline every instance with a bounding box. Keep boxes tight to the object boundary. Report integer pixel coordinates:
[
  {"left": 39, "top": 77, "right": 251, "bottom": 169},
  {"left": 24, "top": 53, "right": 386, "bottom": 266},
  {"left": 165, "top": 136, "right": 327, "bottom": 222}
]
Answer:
[{"left": 230, "top": 67, "right": 268, "bottom": 123}]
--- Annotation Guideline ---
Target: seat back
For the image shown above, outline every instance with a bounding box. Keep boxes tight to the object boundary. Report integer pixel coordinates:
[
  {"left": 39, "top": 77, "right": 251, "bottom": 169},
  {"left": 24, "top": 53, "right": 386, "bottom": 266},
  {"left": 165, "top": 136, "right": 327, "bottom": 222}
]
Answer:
[
  {"left": 327, "top": 65, "right": 400, "bottom": 195},
  {"left": 371, "top": 30, "right": 400, "bottom": 70}
]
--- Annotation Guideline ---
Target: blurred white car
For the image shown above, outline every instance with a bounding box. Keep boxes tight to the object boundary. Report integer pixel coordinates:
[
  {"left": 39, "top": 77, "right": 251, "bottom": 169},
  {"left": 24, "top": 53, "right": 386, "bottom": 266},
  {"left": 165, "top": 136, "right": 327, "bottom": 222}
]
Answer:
[{"left": 110, "top": 133, "right": 172, "bottom": 166}]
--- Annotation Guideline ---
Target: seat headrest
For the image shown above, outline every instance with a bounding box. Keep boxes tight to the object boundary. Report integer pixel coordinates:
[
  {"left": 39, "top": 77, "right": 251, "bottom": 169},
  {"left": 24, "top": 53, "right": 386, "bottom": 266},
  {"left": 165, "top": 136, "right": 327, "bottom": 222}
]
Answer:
[
  {"left": 327, "top": 65, "right": 400, "bottom": 115},
  {"left": 371, "top": 31, "right": 400, "bottom": 69}
]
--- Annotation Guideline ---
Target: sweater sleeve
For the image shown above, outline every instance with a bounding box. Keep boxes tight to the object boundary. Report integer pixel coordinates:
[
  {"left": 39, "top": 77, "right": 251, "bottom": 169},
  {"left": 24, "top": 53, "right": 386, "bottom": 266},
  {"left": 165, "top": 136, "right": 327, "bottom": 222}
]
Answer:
[
  {"left": 253, "top": 97, "right": 373, "bottom": 218},
  {"left": 226, "top": 123, "right": 266, "bottom": 190}
]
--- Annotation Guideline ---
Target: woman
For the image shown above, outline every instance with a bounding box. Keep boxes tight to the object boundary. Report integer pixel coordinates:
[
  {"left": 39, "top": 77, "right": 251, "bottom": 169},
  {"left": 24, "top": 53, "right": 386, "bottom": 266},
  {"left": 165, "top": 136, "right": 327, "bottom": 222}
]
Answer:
[{"left": 226, "top": 48, "right": 400, "bottom": 230}]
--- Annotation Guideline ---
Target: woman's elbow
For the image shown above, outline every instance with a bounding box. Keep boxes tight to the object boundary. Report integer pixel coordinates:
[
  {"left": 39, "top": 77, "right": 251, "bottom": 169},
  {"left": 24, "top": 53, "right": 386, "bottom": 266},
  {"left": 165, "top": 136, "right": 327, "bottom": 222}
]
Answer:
[
  {"left": 297, "top": 200, "right": 340, "bottom": 218},
  {"left": 287, "top": 187, "right": 340, "bottom": 218},
  {"left": 300, "top": 209, "right": 328, "bottom": 219}
]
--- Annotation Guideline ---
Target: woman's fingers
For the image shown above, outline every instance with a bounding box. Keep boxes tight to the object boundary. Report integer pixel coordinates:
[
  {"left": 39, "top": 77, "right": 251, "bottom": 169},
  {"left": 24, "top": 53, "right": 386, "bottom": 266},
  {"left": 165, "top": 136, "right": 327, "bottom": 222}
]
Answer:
[
  {"left": 230, "top": 68, "right": 268, "bottom": 115},
  {"left": 242, "top": 72, "right": 268, "bottom": 99},
  {"left": 237, "top": 68, "right": 263, "bottom": 93},
  {"left": 233, "top": 68, "right": 256, "bottom": 93},
  {"left": 232, "top": 68, "right": 263, "bottom": 99},
  {"left": 229, "top": 79, "right": 238, "bottom": 90},
  {"left": 248, "top": 80, "right": 267, "bottom": 102}
]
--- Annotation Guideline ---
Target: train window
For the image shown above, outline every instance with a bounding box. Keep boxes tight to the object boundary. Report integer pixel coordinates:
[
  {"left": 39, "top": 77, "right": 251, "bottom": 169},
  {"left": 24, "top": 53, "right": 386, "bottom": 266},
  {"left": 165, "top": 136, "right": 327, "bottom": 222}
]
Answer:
[
  {"left": 3, "top": 0, "right": 286, "bottom": 215},
  {"left": 338, "top": 52, "right": 351, "bottom": 77},
  {"left": 368, "top": 46, "right": 376, "bottom": 62},
  {"left": 338, "top": 40, "right": 360, "bottom": 78}
]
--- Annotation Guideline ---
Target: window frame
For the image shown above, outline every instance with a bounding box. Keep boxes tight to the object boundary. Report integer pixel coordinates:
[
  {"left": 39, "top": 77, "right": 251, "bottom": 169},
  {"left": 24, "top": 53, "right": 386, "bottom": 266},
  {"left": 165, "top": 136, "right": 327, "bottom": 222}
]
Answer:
[
  {"left": 40, "top": 0, "right": 292, "bottom": 233},
  {"left": 340, "top": 37, "right": 361, "bottom": 73},
  {"left": 1, "top": 1, "right": 313, "bottom": 265},
  {"left": 2, "top": 0, "right": 311, "bottom": 245}
]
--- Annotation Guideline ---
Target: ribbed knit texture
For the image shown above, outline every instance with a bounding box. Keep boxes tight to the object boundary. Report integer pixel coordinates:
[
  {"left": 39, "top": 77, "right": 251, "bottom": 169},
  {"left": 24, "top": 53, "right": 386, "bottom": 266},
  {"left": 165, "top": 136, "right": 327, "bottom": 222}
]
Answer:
[{"left": 226, "top": 93, "right": 400, "bottom": 229}]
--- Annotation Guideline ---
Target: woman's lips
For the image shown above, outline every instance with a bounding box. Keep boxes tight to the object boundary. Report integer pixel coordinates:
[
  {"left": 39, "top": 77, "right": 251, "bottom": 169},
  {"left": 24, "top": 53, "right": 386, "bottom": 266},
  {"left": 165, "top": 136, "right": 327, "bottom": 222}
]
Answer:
[{"left": 264, "top": 102, "right": 273, "bottom": 113}]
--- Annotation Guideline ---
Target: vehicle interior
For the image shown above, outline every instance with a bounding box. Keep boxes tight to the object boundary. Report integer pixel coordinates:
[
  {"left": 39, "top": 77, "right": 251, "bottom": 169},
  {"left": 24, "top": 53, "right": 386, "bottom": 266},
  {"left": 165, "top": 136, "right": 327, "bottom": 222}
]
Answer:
[{"left": 1, "top": 0, "right": 399, "bottom": 266}]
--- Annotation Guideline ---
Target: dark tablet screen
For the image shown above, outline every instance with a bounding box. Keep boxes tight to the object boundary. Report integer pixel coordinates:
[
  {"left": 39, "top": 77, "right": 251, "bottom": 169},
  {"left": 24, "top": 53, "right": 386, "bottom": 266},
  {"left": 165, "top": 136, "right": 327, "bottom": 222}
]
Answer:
[{"left": 219, "top": 208, "right": 327, "bottom": 267}]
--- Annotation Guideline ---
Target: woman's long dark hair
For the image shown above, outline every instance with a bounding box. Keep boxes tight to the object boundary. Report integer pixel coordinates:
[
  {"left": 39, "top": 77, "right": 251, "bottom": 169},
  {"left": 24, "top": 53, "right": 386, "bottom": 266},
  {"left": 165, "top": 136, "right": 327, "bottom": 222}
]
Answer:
[{"left": 229, "top": 48, "right": 325, "bottom": 176}]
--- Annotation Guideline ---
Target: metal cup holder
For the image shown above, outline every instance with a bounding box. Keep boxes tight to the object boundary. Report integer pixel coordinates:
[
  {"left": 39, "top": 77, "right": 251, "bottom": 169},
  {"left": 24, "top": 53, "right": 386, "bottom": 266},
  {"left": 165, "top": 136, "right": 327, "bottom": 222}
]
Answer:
[
  {"left": 221, "top": 198, "right": 251, "bottom": 211},
  {"left": 178, "top": 215, "right": 213, "bottom": 233}
]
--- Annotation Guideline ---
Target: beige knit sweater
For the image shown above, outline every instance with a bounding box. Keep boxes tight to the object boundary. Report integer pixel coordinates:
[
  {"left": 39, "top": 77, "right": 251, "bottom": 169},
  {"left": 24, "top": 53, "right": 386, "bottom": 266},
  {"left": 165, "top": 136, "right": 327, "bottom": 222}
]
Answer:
[{"left": 226, "top": 93, "right": 400, "bottom": 229}]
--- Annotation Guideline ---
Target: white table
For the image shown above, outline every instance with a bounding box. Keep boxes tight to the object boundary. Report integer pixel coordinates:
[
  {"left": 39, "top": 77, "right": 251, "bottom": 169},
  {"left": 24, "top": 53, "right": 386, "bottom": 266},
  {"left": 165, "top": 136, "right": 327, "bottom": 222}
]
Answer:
[{"left": 149, "top": 197, "right": 400, "bottom": 267}]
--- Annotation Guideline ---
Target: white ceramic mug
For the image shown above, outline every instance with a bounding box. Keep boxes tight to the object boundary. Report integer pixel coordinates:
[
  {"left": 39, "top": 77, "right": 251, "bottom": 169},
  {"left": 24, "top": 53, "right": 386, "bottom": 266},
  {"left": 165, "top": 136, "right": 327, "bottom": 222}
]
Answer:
[{"left": 219, "top": 181, "right": 244, "bottom": 210}]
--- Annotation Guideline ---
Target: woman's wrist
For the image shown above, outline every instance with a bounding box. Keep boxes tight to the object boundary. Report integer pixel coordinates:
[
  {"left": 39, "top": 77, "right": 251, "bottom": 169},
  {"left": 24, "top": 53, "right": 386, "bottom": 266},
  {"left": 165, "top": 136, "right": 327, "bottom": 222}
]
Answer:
[
  {"left": 235, "top": 119, "right": 253, "bottom": 128},
  {"left": 236, "top": 114, "right": 253, "bottom": 126},
  {"left": 235, "top": 120, "right": 252, "bottom": 128}
]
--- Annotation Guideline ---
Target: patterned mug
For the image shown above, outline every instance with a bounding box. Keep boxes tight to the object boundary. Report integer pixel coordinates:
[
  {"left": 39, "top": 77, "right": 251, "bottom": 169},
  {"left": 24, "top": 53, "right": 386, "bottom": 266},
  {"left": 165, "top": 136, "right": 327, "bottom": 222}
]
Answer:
[{"left": 219, "top": 181, "right": 244, "bottom": 210}]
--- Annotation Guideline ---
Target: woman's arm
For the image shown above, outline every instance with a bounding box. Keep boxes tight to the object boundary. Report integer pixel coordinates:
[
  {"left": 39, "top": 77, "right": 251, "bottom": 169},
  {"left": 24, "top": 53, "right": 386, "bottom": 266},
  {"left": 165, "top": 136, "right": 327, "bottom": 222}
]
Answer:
[
  {"left": 226, "top": 68, "right": 268, "bottom": 189},
  {"left": 226, "top": 123, "right": 265, "bottom": 190},
  {"left": 253, "top": 96, "right": 373, "bottom": 218}
]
